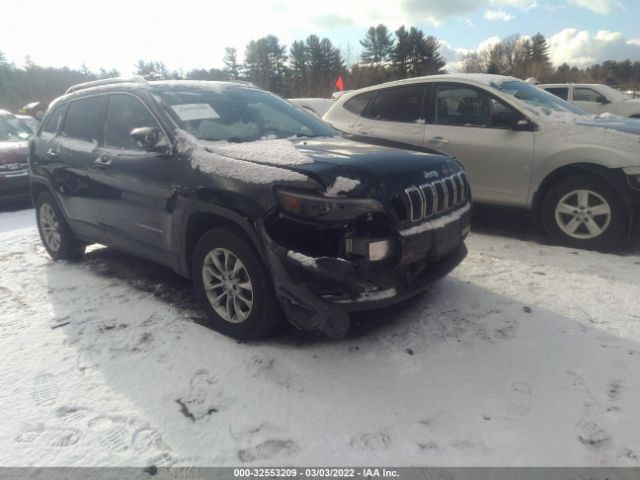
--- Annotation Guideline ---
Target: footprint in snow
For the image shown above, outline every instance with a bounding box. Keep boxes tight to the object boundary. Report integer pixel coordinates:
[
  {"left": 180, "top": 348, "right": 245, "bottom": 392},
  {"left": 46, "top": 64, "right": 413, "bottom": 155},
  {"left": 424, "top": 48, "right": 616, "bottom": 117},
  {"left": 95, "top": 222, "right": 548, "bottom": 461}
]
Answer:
[
  {"left": 88, "top": 416, "right": 131, "bottom": 452},
  {"left": 32, "top": 374, "right": 61, "bottom": 407},
  {"left": 15, "top": 424, "right": 82, "bottom": 447},
  {"left": 238, "top": 439, "right": 300, "bottom": 463},
  {"left": 349, "top": 431, "right": 392, "bottom": 450},
  {"left": 502, "top": 381, "right": 532, "bottom": 421},
  {"left": 577, "top": 420, "right": 611, "bottom": 451}
]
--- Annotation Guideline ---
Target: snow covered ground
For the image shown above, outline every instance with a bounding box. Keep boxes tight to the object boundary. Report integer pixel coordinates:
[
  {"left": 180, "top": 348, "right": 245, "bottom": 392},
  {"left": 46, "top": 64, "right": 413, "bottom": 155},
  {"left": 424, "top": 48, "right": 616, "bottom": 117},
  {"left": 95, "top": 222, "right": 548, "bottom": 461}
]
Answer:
[{"left": 1, "top": 202, "right": 639, "bottom": 467}]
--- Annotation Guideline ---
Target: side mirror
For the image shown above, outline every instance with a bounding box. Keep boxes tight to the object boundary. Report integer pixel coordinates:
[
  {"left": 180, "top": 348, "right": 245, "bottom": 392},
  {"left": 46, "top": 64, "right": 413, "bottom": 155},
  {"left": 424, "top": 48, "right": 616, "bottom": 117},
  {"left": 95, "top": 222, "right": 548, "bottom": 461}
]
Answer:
[
  {"left": 130, "top": 126, "right": 168, "bottom": 152},
  {"left": 596, "top": 95, "right": 610, "bottom": 105},
  {"left": 514, "top": 119, "right": 536, "bottom": 132},
  {"left": 493, "top": 110, "right": 528, "bottom": 130}
]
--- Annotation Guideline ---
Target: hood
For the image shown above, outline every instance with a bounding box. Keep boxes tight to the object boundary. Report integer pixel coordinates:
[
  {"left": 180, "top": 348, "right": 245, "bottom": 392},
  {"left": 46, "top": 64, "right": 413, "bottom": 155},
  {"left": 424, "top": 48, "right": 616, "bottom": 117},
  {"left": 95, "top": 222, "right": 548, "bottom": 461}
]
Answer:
[
  {"left": 575, "top": 116, "right": 640, "bottom": 136},
  {"left": 0, "top": 141, "right": 28, "bottom": 164},
  {"left": 205, "top": 135, "right": 460, "bottom": 194}
]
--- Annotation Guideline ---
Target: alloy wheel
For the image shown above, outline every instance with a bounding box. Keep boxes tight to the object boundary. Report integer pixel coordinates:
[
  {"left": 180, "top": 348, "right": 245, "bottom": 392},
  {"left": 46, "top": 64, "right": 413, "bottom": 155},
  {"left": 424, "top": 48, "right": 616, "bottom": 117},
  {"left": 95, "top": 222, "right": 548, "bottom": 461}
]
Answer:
[
  {"left": 39, "top": 203, "right": 62, "bottom": 252},
  {"left": 201, "top": 248, "right": 254, "bottom": 323},
  {"left": 554, "top": 189, "right": 611, "bottom": 240}
]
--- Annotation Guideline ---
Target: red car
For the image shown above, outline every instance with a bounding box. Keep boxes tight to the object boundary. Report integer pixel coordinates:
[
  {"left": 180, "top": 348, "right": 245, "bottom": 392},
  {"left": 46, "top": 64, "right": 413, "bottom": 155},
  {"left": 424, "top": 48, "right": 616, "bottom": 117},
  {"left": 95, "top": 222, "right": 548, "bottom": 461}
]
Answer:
[{"left": 0, "top": 110, "right": 31, "bottom": 204}]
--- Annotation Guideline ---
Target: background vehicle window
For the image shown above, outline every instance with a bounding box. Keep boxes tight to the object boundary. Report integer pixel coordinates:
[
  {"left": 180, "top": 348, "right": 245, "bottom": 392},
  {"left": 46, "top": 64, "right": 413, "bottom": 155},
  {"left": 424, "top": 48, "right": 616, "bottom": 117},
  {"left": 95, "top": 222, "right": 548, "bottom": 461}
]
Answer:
[
  {"left": 343, "top": 91, "right": 375, "bottom": 115},
  {"left": 545, "top": 87, "right": 569, "bottom": 101},
  {"left": 433, "top": 84, "right": 521, "bottom": 128},
  {"left": 106, "top": 94, "right": 159, "bottom": 150},
  {"left": 61, "top": 96, "right": 106, "bottom": 143},
  {"left": 365, "top": 86, "right": 425, "bottom": 123},
  {"left": 573, "top": 88, "right": 602, "bottom": 102},
  {"left": 41, "top": 106, "right": 65, "bottom": 139}
]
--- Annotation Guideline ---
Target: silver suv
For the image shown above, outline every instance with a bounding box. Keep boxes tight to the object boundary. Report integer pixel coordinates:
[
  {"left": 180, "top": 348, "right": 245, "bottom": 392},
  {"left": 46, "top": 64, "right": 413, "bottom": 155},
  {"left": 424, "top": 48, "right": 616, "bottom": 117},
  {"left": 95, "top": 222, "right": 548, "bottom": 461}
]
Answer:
[{"left": 324, "top": 74, "right": 640, "bottom": 249}]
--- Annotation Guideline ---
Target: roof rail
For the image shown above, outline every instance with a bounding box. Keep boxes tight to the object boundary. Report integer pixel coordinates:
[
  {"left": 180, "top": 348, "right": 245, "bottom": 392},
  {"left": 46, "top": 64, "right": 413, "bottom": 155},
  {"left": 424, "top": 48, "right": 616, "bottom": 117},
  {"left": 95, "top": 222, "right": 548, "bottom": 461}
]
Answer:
[{"left": 65, "top": 76, "right": 148, "bottom": 95}]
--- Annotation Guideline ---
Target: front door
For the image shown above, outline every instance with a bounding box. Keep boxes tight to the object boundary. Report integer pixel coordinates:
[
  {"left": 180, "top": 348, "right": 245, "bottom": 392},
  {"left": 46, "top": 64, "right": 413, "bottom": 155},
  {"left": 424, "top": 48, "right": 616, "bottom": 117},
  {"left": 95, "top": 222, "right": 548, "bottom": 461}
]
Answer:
[
  {"left": 571, "top": 87, "right": 609, "bottom": 115},
  {"left": 88, "top": 93, "right": 177, "bottom": 266},
  {"left": 424, "top": 83, "right": 535, "bottom": 207}
]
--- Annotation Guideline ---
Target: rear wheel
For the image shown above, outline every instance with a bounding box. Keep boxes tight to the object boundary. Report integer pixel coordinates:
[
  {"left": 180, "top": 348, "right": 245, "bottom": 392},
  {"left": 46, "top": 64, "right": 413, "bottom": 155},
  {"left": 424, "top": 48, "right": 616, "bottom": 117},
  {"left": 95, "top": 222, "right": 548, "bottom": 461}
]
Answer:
[
  {"left": 541, "top": 174, "right": 628, "bottom": 250},
  {"left": 35, "top": 192, "right": 85, "bottom": 261},
  {"left": 192, "top": 227, "right": 283, "bottom": 339}
]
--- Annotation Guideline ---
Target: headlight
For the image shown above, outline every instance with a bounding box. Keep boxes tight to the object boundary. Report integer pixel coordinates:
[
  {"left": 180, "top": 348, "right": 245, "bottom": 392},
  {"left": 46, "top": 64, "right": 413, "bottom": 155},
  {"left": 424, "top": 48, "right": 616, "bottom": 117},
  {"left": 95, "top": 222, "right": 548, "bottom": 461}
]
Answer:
[
  {"left": 275, "top": 188, "right": 383, "bottom": 221},
  {"left": 623, "top": 166, "right": 640, "bottom": 175}
]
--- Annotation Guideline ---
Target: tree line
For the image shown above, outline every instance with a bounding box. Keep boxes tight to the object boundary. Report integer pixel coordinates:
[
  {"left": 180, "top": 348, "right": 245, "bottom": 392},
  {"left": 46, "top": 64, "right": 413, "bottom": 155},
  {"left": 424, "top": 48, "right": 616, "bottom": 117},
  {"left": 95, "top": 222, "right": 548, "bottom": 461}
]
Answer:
[{"left": 2, "top": 25, "right": 640, "bottom": 112}]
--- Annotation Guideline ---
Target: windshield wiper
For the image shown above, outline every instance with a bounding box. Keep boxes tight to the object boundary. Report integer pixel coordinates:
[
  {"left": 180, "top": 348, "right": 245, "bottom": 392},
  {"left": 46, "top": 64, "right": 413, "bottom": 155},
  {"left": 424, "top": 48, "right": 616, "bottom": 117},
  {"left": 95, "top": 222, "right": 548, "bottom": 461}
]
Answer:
[{"left": 294, "top": 133, "right": 328, "bottom": 138}]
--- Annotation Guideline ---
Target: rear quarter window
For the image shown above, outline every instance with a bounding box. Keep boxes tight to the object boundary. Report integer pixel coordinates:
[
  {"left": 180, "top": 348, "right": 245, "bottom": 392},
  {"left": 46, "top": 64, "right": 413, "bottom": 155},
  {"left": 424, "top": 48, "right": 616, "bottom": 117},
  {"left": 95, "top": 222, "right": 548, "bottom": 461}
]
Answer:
[{"left": 343, "top": 91, "right": 375, "bottom": 115}]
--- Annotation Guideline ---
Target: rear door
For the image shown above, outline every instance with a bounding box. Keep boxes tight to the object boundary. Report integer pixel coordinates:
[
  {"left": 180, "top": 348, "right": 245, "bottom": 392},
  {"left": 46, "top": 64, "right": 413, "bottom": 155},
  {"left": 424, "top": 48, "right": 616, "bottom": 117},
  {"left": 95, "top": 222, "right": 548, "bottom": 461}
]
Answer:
[
  {"left": 89, "top": 93, "right": 177, "bottom": 265},
  {"left": 352, "top": 84, "right": 427, "bottom": 148},
  {"left": 39, "top": 96, "right": 108, "bottom": 241},
  {"left": 423, "top": 83, "right": 534, "bottom": 207}
]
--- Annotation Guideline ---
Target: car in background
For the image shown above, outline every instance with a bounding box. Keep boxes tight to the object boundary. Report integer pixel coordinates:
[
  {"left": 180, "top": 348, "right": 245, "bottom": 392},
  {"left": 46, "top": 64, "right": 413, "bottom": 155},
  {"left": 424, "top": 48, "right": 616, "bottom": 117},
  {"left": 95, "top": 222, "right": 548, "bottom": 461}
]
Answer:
[
  {"left": 0, "top": 110, "right": 31, "bottom": 203},
  {"left": 16, "top": 114, "right": 41, "bottom": 135},
  {"left": 539, "top": 83, "right": 640, "bottom": 117},
  {"left": 323, "top": 73, "right": 640, "bottom": 250},
  {"left": 288, "top": 98, "right": 334, "bottom": 118}
]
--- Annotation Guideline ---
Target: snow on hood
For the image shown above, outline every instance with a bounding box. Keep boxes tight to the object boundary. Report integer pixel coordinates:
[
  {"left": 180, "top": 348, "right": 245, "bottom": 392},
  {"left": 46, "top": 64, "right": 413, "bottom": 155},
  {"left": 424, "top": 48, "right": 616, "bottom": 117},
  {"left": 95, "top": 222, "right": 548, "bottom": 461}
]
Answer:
[
  {"left": 325, "top": 177, "right": 360, "bottom": 197},
  {"left": 201, "top": 138, "right": 314, "bottom": 166},
  {"left": 176, "top": 131, "right": 309, "bottom": 184}
]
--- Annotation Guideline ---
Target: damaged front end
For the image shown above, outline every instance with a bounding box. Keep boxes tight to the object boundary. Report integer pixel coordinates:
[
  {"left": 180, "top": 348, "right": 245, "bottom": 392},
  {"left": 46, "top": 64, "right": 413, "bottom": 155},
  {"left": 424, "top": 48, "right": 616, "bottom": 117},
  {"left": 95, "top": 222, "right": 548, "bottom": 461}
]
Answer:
[{"left": 255, "top": 184, "right": 471, "bottom": 339}]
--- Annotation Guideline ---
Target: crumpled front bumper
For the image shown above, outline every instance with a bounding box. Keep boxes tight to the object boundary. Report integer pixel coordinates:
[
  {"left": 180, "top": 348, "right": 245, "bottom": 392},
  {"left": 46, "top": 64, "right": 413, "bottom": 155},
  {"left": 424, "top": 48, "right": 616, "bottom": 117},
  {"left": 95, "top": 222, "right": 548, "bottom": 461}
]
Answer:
[{"left": 255, "top": 210, "right": 469, "bottom": 339}]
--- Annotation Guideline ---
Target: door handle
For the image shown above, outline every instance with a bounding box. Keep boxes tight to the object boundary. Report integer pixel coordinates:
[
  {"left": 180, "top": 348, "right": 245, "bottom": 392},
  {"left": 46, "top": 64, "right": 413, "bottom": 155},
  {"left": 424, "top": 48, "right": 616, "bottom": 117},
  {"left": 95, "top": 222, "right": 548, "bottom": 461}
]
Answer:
[
  {"left": 426, "top": 136, "right": 449, "bottom": 145},
  {"left": 94, "top": 155, "right": 112, "bottom": 168},
  {"left": 46, "top": 149, "right": 59, "bottom": 159}
]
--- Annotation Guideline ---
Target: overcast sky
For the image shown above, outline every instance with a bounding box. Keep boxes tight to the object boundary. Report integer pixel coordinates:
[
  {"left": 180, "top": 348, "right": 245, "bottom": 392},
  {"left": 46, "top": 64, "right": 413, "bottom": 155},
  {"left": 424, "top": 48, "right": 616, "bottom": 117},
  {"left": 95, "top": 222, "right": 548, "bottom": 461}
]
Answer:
[{"left": 1, "top": 0, "right": 639, "bottom": 74}]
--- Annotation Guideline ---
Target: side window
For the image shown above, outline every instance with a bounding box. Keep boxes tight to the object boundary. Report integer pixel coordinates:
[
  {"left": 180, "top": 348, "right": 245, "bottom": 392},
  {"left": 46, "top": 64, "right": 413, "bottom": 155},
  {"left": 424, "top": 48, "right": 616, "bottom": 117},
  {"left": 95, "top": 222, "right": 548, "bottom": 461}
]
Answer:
[
  {"left": 365, "top": 86, "right": 425, "bottom": 123},
  {"left": 573, "top": 88, "right": 602, "bottom": 102},
  {"left": 343, "top": 91, "right": 375, "bottom": 115},
  {"left": 432, "top": 84, "right": 521, "bottom": 128},
  {"left": 41, "top": 105, "right": 65, "bottom": 139},
  {"left": 544, "top": 87, "right": 569, "bottom": 101},
  {"left": 105, "top": 94, "right": 160, "bottom": 150},
  {"left": 61, "top": 96, "right": 106, "bottom": 143}
]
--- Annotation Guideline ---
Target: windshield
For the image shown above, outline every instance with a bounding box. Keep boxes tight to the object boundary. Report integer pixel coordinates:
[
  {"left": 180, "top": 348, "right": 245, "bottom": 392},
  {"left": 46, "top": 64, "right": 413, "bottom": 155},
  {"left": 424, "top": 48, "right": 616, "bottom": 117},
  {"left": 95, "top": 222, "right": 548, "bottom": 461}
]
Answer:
[
  {"left": 157, "top": 87, "right": 336, "bottom": 142},
  {"left": 491, "top": 80, "right": 588, "bottom": 116},
  {"left": 0, "top": 115, "right": 31, "bottom": 142},
  {"left": 599, "top": 85, "right": 631, "bottom": 101}
]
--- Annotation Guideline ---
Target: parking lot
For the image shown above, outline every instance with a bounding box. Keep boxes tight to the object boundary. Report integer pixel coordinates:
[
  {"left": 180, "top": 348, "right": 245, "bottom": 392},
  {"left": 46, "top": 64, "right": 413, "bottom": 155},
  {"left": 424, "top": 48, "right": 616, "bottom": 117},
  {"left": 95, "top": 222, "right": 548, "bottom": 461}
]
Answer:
[{"left": 0, "top": 201, "right": 639, "bottom": 466}]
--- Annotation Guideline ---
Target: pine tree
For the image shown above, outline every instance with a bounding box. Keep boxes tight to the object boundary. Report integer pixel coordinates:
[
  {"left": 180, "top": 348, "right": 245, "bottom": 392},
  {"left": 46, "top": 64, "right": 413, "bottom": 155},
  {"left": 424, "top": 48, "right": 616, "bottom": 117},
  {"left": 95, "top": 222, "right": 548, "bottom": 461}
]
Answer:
[
  {"left": 359, "top": 24, "right": 394, "bottom": 67},
  {"left": 223, "top": 47, "right": 240, "bottom": 80}
]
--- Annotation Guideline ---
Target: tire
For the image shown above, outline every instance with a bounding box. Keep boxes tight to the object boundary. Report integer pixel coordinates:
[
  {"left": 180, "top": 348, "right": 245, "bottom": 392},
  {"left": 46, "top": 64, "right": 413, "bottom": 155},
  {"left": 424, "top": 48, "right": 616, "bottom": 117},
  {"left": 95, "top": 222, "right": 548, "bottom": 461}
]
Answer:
[
  {"left": 541, "top": 174, "right": 629, "bottom": 250},
  {"left": 192, "top": 227, "right": 283, "bottom": 339},
  {"left": 35, "top": 192, "right": 86, "bottom": 261}
]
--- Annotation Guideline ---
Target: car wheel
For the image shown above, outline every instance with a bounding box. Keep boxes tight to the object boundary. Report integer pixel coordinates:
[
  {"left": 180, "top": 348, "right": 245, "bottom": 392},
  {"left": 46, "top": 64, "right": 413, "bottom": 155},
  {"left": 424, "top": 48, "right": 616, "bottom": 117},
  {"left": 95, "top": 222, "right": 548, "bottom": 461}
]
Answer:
[
  {"left": 35, "top": 192, "right": 86, "bottom": 261},
  {"left": 541, "top": 174, "right": 628, "bottom": 250},
  {"left": 192, "top": 227, "right": 283, "bottom": 339}
]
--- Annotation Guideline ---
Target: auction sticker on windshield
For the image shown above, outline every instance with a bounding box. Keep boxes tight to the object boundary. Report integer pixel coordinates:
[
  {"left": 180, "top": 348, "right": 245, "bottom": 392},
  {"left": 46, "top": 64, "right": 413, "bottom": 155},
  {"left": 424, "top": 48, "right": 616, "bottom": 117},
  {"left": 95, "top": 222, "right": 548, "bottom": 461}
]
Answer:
[{"left": 171, "top": 103, "right": 220, "bottom": 121}]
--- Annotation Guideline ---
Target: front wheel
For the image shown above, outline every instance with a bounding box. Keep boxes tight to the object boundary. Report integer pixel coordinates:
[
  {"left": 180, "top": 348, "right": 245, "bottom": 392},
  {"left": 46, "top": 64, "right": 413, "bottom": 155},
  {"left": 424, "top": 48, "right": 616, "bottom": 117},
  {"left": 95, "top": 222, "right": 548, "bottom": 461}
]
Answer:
[
  {"left": 192, "top": 227, "right": 283, "bottom": 339},
  {"left": 35, "top": 192, "right": 85, "bottom": 261},
  {"left": 541, "top": 174, "right": 629, "bottom": 250}
]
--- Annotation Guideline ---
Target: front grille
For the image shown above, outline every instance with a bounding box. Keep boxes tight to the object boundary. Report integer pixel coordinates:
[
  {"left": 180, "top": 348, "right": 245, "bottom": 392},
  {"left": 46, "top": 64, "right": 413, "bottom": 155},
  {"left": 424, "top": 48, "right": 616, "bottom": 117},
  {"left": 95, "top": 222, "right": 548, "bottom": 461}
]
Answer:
[{"left": 402, "top": 172, "right": 469, "bottom": 223}]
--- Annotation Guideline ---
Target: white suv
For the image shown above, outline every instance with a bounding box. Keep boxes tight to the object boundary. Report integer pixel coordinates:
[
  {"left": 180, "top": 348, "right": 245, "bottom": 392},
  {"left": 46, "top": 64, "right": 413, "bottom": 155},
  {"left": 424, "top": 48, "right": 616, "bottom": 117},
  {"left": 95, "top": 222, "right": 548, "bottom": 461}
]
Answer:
[
  {"left": 323, "top": 74, "right": 640, "bottom": 249},
  {"left": 539, "top": 83, "right": 640, "bottom": 118}
]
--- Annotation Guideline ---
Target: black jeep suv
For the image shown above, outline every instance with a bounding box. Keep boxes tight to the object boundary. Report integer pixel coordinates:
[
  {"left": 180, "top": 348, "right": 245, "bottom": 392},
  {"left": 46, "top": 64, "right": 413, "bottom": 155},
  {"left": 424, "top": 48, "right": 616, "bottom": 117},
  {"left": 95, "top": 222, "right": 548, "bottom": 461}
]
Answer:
[{"left": 29, "top": 78, "right": 471, "bottom": 339}]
